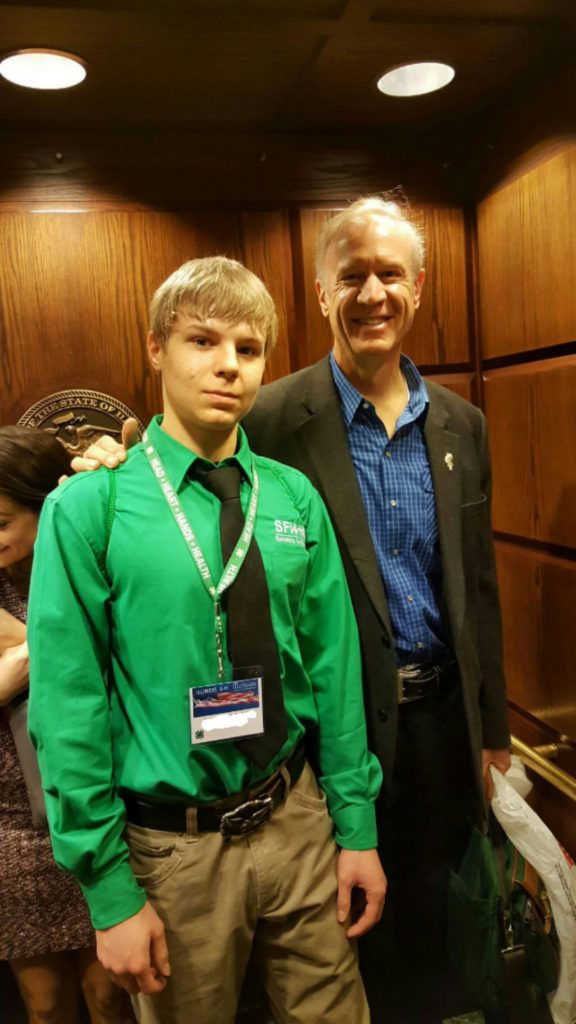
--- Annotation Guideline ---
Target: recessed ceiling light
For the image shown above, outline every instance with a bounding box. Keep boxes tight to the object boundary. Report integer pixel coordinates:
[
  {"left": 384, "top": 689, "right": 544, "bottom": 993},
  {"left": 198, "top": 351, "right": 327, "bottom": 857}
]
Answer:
[
  {"left": 0, "top": 49, "right": 87, "bottom": 90},
  {"left": 377, "top": 62, "right": 454, "bottom": 98}
]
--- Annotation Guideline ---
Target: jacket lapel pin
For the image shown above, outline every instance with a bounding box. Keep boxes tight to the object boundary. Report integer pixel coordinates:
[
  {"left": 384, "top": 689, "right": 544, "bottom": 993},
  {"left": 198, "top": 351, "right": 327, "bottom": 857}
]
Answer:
[{"left": 444, "top": 452, "right": 454, "bottom": 471}]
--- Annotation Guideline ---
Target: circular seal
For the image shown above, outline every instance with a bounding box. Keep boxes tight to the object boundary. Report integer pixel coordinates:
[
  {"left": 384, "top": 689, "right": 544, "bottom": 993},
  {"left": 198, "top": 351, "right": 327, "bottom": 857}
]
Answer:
[{"left": 17, "top": 389, "right": 144, "bottom": 455}]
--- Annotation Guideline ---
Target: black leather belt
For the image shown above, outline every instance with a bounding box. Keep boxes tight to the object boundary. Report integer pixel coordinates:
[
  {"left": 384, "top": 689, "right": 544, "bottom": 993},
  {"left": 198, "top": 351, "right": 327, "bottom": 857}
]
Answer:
[
  {"left": 122, "top": 741, "right": 306, "bottom": 838},
  {"left": 397, "top": 657, "right": 456, "bottom": 704}
]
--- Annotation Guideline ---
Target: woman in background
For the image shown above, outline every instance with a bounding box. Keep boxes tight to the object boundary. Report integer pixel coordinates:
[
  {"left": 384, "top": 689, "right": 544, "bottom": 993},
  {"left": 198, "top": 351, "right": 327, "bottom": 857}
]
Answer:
[{"left": 0, "top": 426, "right": 132, "bottom": 1024}]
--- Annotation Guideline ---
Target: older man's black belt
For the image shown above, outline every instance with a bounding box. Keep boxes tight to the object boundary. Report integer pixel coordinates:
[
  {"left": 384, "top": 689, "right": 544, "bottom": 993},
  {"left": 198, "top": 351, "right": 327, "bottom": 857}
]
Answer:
[
  {"left": 122, "top": 741, "right": 306, "bottom": 838},
  {"left": 397, "top": 657, "right": 457, "bottom": 704}
]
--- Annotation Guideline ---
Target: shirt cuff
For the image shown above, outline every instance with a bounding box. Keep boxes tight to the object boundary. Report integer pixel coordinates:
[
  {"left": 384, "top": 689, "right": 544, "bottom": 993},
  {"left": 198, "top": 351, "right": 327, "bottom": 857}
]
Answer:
[
  {"left": 332, "top": 803, "right": 378, "bottom": 850},
  {"left": 80, "top": 861, "right": 147, "bottom": 930}
]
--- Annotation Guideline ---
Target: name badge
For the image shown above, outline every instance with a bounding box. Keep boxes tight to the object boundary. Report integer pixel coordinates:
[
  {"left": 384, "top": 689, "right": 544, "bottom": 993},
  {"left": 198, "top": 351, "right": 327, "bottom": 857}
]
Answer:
[{"left": 190, "top": 676, "right": 264, "bottom": 746}]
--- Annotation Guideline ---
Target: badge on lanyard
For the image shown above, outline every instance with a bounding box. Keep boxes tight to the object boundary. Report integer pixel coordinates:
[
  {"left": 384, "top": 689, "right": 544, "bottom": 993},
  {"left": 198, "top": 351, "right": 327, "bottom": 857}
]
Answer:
[{"left": 190, "top": 667, "right": 264, "bottom": 746}]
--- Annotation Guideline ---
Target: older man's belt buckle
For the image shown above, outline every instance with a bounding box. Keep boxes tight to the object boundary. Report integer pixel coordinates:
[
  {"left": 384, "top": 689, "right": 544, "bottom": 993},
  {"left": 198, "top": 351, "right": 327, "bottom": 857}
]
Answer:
[
  {"left": 219, "top": 795, "right": 274, "bottom": 838},
  {"left": 397, "top": 662, "right": 440, "bottom": 704}
]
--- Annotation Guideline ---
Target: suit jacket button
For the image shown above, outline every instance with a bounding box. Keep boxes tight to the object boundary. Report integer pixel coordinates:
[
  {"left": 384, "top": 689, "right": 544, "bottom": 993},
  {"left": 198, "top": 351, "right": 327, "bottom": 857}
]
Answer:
[
  {"left": 377, "top": 708, "right": 388, "bottom": 723},
  {"left": 382, "top": 635, "right": 390, "bottom": 648}
]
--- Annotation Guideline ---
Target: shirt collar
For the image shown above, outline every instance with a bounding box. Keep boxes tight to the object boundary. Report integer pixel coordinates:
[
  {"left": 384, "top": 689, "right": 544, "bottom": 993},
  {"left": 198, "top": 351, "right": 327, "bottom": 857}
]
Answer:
[
  {"left": 144, "top": 415, "right": 254, "bottom": 491},
  {"left": 400, "top": 354, "right": 429, "bottom": 422},
  {"left": 329, "top": 351, "right": 429, "bottom": 427},
  {"left": 329, "top": 353, "right": 364, "bottom": 427}
]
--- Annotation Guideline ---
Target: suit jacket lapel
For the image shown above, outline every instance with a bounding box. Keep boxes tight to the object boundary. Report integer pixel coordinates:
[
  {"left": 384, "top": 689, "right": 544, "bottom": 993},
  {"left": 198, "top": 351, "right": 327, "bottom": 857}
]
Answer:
[
  {"left": 424, "top": 391, "right": 465, "bottom": 642},
  {"left": 293, "top": 360, "right": 393, "bottom": 636}
]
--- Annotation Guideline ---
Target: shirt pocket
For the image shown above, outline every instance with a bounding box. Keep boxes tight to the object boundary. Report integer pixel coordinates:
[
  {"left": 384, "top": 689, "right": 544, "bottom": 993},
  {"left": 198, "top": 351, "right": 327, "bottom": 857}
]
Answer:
[
  {"left": 269, "top": 538, "right": 309, "bottom": 620},
  {"left": 253, "top": 510, "right": 309, "bottom": 641}
]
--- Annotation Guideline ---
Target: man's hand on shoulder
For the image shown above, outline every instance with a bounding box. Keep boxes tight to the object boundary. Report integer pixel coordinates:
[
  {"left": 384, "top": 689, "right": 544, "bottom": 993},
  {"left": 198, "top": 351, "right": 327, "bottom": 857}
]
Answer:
[
  {"left": 96, "top": 900, "right": 171, "bottom": 995},
  {"left": 336, "top": 848, "right": 387, "bottom": 938},
  {"left": 482, "top": 747, "right": 512, "bottom": 799},
  {"left": 63, "top": 417, "right": 139, "bottom": 480}
]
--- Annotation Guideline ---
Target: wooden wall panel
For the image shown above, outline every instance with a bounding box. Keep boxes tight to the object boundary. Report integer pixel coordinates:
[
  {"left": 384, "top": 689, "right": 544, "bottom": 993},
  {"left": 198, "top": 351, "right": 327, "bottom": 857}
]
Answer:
[
  {"left": 478, "top": 143, "right": 576, "bottom": 855},
  {"left": 496, "top": 542, "right": 576, "bottom": 740},
  {"left": 291, "top": 209, "right": 333, "bottom": 369},
  {"left": 0, "top": 201, "right": 474, "bottom": 429},
  {"left": 240, "top": 210, "right": 295, "bottom": 384},
  {"left": 0, "top": 209, "right": 295, "bottom": 424},
  {"left": 424, "top": 372, "right": 475, "bottom": 404},
  {"left": 484, "top": 356, "right": 576, "bottom": 547},
  {"left": 294, "top": 204, "right": 472, "bottom": 373},
  {"left": 405, "top": 206, "right": 471, "bottom": 368},
  {"left": 0, "top": 212, "right": 149, "bottom": 421},
  {"left": 0, "top": 127, "right": 469, "bottom": 210},
  {"left": 477, "top": 146, "right": 576, "bottom": 360}
]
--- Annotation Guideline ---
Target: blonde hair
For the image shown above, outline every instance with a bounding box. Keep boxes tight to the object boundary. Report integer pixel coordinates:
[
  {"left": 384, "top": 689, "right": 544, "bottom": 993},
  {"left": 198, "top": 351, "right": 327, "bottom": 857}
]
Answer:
[
  {"left": 315, "top": 195, "right": 425, "bottom": 284},
  {"left": 149, "top": 256, "right": 278, "bottom": 353}
]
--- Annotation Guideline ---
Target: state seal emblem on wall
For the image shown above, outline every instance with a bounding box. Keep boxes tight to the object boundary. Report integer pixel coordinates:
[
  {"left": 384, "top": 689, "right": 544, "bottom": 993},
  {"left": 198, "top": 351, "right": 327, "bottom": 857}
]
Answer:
[{"left": 17, "top": 389, "right": 143, "bottom": 455}]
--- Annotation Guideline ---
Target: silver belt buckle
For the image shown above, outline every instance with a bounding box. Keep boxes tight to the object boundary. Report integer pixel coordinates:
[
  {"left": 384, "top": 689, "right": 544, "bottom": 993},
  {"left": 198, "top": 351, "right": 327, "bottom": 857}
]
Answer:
[
  {"left": 397, "top": 662, "right": 438, "bottom": 703},
  {"left": 397, "top": 662, "right": 419, "bottom": 703},
  {"left": 219, "top": 795, "right": 274, "bottom": 838}
]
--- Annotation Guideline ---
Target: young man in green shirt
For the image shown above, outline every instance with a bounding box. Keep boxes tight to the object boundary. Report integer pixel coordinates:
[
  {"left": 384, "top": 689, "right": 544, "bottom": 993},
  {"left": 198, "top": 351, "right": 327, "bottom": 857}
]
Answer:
[{"left": 28, "top": 257, "right": 386, "bottom": 1024}]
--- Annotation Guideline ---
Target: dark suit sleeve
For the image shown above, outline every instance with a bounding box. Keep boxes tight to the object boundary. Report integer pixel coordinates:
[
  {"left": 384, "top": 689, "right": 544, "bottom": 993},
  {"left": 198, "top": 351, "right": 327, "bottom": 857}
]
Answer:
[{"left": 476, "top": 413, "right": 511, "bottom": 750}]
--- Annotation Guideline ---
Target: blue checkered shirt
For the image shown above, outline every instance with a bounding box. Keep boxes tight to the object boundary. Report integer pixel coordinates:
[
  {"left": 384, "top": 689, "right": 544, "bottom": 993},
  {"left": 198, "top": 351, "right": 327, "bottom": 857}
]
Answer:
[{"left": 330, "top": 353, "right": 446, "bottom": 665}]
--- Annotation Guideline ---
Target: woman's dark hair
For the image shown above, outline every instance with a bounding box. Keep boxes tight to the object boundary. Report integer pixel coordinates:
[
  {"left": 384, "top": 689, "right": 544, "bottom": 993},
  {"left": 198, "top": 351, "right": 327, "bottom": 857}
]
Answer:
[{"left": 0, "top": 426, "right": 72, "bottom": 513}]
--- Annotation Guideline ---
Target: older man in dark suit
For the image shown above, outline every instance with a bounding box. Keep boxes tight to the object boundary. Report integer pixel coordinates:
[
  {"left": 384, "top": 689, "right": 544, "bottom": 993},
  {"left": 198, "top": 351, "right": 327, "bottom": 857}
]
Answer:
[{"left": 243, "top": 197, "right": 511, "bottom": 1021}]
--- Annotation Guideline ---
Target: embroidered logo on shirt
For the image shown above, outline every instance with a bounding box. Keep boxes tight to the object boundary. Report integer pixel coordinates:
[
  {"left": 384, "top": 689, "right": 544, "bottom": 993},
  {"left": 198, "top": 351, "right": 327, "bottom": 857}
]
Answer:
[
  {"left": 274, "top": 520, "right": 306, "bottom": 547},
  {"left": 444, "top": 452, "right": 454, "bottom": 472}
]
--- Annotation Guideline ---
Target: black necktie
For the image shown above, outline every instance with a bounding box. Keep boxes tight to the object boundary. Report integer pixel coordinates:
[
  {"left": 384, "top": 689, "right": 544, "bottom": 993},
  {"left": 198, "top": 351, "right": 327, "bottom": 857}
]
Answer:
[{"left": 197, "top": 464, "right": 287, "bottom": 768}]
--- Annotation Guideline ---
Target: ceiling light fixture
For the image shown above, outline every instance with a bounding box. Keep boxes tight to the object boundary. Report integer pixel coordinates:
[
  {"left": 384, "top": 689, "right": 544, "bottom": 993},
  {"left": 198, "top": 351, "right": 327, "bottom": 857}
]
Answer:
[
  {"left": 377, "top": 62, "right": 454, "bottom": 98},
  {"left": 0, "top": 49, "right": 87, "bottom": 90}
]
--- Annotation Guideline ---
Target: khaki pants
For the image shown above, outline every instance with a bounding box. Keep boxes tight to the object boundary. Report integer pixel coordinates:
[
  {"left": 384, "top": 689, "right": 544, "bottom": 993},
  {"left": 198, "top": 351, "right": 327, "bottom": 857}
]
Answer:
[{"left": 126, "top": 763, "right": 370, "bottom": 1024}]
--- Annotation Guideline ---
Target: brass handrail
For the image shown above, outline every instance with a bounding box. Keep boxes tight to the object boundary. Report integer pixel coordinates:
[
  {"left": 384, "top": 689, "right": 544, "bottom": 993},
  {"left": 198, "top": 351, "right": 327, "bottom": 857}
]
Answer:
[{"left": 511, "top": 735, "right": 576, "bottom": 802}]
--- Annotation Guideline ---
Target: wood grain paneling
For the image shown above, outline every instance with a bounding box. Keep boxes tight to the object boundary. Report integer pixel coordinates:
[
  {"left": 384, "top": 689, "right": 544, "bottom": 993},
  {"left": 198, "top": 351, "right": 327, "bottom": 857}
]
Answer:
[
  {"left": 424, "top": 372, "right": 476, "bottom": 404},
  {"left": 240, "top": 210, "right": 295, "bottom": 384},
  {"left": 478, "top": 139, "right": 576, "bottom": 856},
  {"left": 294, "top": 204, "right": 472, "bottom": 372},
  {"left": 496, "top": 542, "right": 576, "bottom": 741},
  {"left": 0, "top": 127, "right": 469, "bottom": 210},
  {"left": 406, "top": 206, "right": 471, "bottom": 368},
  {"left": 477, "top": 146, "right": 576, "bottom": 359},
  {"left": 484, "top": 356, "right": 576, "bottom": 547},
  {"left": 0, "top": 201, "right": 472, "bottom": 427},
  {"left": 470, "top": 60, "right": 576, "bottom": 203},
  {"left": 0, "top": 210, "right": 294, "bottom": 424},
  {"left": 291, "top": 208, "right": 333, "bottom": 369}
]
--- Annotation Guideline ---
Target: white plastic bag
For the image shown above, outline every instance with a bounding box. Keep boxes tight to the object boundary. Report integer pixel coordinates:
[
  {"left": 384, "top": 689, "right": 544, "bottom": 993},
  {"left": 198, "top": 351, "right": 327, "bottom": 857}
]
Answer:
[
  {"left": 504, "top": 753, "right": 533, "bottom": 800},
  {"left": 490, "top": 765, "right": 576, "bottom": 1024}
]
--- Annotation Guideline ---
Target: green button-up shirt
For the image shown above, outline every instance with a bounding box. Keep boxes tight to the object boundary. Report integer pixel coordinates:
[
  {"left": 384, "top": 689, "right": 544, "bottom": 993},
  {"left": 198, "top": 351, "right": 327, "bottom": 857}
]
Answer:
[{"left": 28, "top": 416, "right": 381, "bottom": 929}]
